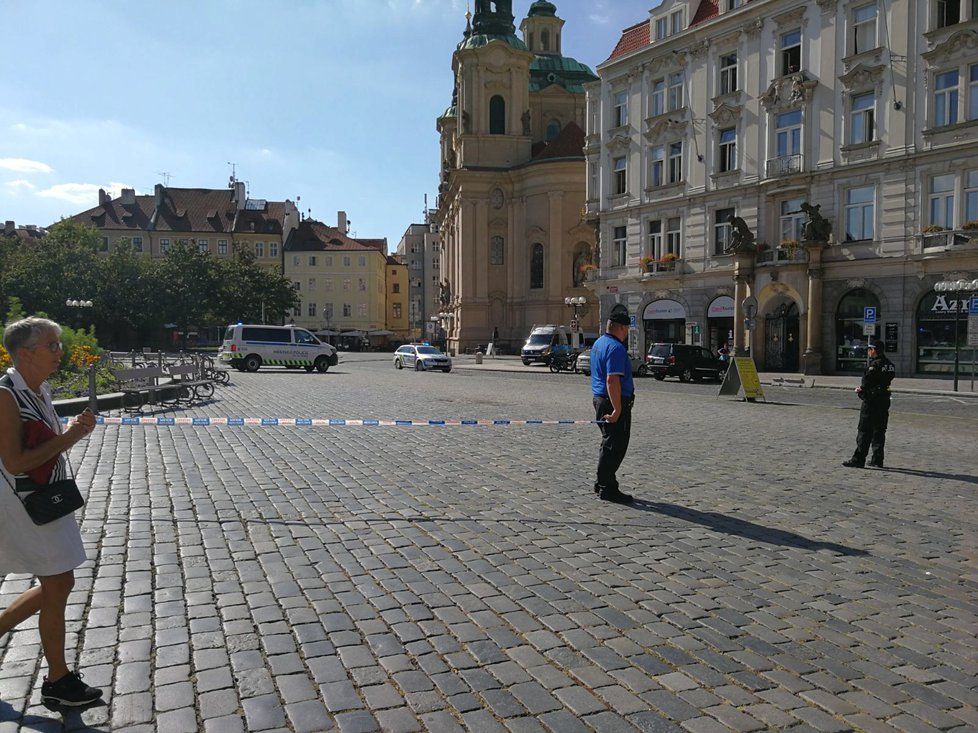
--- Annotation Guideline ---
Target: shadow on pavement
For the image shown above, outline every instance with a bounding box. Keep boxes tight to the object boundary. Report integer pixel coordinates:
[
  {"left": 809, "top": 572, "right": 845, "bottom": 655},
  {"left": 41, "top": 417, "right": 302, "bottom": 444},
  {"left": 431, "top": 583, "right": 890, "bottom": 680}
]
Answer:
[
  {"left": 629, "top": 500, "right": 870, "bottom": 556},
  {"left": 874, "top": 467, "right": 978, "bottom": 485}
]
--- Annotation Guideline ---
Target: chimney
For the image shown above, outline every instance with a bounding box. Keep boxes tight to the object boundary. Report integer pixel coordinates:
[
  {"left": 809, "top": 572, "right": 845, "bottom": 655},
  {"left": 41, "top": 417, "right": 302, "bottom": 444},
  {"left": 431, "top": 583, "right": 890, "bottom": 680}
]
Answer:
[
  {"left": 338, "top": 211, "right": 347, "bottom": 233},
  {"left": 154, "top": 183, "right": 165, "bottom": 210},
  {"left": 120, "top": 188, "right": 136, "bottom": 205},
  {"left": 4, "top": 221, "right": 14, "bottom": 236},
  {"left": 98, "top": 188, "right": 110, "bottom": 206},
  {"left": 283, "top": 200, "right": 300, "bottom": 243},
  {"left": 233, "top": 181, "right": 246, "bottom": 210}
]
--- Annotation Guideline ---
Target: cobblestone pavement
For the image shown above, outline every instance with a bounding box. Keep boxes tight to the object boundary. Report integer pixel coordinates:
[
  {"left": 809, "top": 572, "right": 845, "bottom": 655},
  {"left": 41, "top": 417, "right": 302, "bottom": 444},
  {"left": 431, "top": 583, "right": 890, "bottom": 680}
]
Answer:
[{"left": 1, "top": 358, "right": 976, "bottom": 732}]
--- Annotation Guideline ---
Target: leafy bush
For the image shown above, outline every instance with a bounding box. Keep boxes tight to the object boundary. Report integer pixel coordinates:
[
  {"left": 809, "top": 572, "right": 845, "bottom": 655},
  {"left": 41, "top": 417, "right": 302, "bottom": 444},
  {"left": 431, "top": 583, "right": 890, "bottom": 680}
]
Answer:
[{"left": 60, "top": 325, "right": 102, "bottom": 372}]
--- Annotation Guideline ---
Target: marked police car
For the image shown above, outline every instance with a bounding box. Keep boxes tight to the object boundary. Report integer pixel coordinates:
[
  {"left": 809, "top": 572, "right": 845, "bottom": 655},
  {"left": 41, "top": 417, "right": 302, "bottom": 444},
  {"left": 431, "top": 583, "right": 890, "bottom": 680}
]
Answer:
[
  {"left": 393, "top": 344, "right": 452, "bottom": 372},
  {"left": 220, "top": 324, "right": 338, "bottom": 373}
]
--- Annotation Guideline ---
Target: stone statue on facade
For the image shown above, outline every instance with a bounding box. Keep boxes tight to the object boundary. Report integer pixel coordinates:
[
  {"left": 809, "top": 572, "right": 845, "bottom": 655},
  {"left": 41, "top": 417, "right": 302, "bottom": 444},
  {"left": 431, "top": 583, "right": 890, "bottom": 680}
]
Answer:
[
  {"left": 800, "top": 202, "right": 831, "bottom": 242},
  {"left": 573, "top": 246, "right": 591, "bottom": 287},
  {"left": 724, "top": 216, "right": 756, "bottom": 254},
  {"left": 439, "top": 279, "right": 453, "bottom": 307}
]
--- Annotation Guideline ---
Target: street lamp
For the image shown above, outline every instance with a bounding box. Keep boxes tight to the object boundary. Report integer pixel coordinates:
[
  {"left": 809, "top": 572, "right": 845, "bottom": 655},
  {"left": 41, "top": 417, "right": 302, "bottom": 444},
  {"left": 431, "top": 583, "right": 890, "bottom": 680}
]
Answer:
[
  {"left": 65, "top": 299, "right": 93, "bottom": 329},
  {"left": 564, "top": 296, "right": 587, "bottom": 328},
  {"left": 933, "top": 278, "right": 978, "bottom": 392}
]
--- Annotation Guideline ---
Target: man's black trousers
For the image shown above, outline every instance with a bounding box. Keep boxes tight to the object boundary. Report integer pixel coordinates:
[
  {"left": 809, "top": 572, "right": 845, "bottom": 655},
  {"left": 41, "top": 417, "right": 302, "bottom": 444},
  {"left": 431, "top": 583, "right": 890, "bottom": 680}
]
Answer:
[
  {"left": 594, "top": 395, "right": 633, "bottom": 492},
  {"left": 853, "top": 395, "right": 890, "bottom": 464}
]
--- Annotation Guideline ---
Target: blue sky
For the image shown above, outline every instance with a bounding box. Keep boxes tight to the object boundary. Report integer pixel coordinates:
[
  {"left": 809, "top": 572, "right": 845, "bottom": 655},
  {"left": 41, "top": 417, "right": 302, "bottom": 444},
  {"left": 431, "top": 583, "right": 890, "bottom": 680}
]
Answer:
[{"left": 0, "top": 0, "right": 654, "bottom": 246}]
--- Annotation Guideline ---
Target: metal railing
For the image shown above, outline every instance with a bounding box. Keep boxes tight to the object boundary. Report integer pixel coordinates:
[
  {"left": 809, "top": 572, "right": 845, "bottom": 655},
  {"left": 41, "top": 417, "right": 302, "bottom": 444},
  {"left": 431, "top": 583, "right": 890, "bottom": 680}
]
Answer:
[
  {"left": 765, "top": 153, "right": 803, "bottom": 178},
  {"left": 756, "top": 248, "right": 807, "bottom": 264},
  {"left": 918, "top": 229, "right": 978, "bottom": 250}
]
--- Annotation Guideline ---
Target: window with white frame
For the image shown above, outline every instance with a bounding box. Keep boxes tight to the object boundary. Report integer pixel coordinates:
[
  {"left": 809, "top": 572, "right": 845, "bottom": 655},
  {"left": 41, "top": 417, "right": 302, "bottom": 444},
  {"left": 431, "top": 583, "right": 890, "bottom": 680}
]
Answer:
[
  {"left": 269, "top": 242, "right": 279, "bottom": 258},
  {"left": 966, "top": 171, "right": 978, "bottom": 222},
  {"left": 308, "top": 278, "right": 316, "bottom": 290},
  {"left": 308, "top": 302, "right": 317, "bottom": 317},
  {"left": 775, "top": 110, "right": 803, "bottom": 157},
  {"left": 719, "top": 53, "right": 738, "bottom": 95},
  {"left": 613, "top": 225, "right": 627, "bottom": 267},
  {"left": 343, "top": 278, "right": 351, "bottom": 291},
  {"left": 667, "top": 141, "right": 683, "bottom": 183},
  {"left": 929, "top": 174, "right": 956, "bottom": 228},
  {"left": 714, "top": 208, "right": 734, "bottom": 255},
  {"left": 293, "top": 305, "right": 301, "bottom": 317},
  {"left": 294, "top": 280, "right": 301, "bottom": 291},
  {"left": 358, "top": 277, "right": 366, "bottom": 291},
  {"left": 613, "top": 156, "right": 627, "bottom": 194},
  {"left": 358, "top": 304, "right": 367, "bottom": 317},
  {"left": 780, "top": 198, "right": 806, "bottom": 242},
  {"left": 647, "top": 220, "right": 662, "bottom": 258},
  {"left": 666, "top": 217, "right": 682, "bottom": 257},
  {"left": 198, "top": 239, "right": 208, "bottom": 254},
  {"left": 850, "top": 91, "right": 875, "bottom": 144},
  {"left": 292, "top": 255, "right": 300, "bottom": 266},
  {"left": 652, "top": 78, "right": 666, "bottom": 116},
  {"left": 160, "top": 238, "right": 170, "bottom": 254},
  {"left": 936, "top": 0, "right": 962, "bottom": 28},
  {"left": 852, "top": 4, "right": 877, "bottom": 54},
  {"left": 218, "top": 239, "right": 228, "bottom": 255},
  {"left": 650, "top": 146, "right": 665, "bottom": 187},
  {"left": 613, "top": 91, "right": 628, "bottom": 127},
  {"left": 358, "top": 255, "right": 366, "bottom": 267},
  {"left": 589, "top": 162, "right": 598, "bottom": 199},
  {"left": 780, "top": 29, "right": 802, "bottom": 75},
  {"left": 671, "top": 9, "right": 683, "bottom": 34},
  {"left": 325, "top": 278, "right": 333, "bottom": 291},
  {"left": 718, "top": 128, "right": 737, "bottom": 172},
  {"left": 132, "top": 236, "right": 143, "bottom": 253},
  {"left": 308, "top": 255, "right": 317, "bottom": 266},
  {"left": 343, "top": 255, "right": 351, "bottom": 266},
  {"left": 935, "top": 70, "right": 959, "bottom": 126},
  {"left": 969, "top": 63, "right": 978, "bottom": 120},
  {"left": 668, "top": 72, "right": 684, "bottom": 111},
  {"left": 325, "top": 255, "right": 333, "bottom": 266},
  {"left": 255, "top": 241, "right": 265, "bottom": 258},
  {"left": 844, "top": 186, "right": 875, "bottom": 241},
  {"left": 655, "top": 16, "right": 668, "bottom": 40},
  {"left": 343, "top": 303, "right": 352, "bottom": 317}
]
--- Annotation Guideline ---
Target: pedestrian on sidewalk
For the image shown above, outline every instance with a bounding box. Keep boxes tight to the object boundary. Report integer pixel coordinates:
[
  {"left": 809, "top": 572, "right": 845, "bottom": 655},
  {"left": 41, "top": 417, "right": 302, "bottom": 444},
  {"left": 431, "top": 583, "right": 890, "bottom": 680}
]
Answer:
[
  {"left": 0, "top": 317, "right": 103, "bottom": 707},
  {"left": 591, "top": 305, "right": 635, "bottom": 504},
  {"left": 843, "top": 340, "right": 895, "bottom": 469}
]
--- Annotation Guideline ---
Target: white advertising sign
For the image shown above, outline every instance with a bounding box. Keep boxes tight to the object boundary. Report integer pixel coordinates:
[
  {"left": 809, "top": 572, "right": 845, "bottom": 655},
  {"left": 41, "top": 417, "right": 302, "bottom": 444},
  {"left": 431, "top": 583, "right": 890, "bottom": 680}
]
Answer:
[
  {"left": 643, "top": 299, "right": 687, "bottom": 321},
  {"left": 708, "top": 296, "right": 735, "bottom": 318}
]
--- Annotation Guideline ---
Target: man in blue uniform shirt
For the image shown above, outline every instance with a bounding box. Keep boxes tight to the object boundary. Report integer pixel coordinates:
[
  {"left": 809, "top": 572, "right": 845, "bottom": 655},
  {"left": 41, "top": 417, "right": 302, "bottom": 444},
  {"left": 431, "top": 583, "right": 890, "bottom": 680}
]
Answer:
[{"left": 591, "top": 305, "right": 635, "bottom": 504}]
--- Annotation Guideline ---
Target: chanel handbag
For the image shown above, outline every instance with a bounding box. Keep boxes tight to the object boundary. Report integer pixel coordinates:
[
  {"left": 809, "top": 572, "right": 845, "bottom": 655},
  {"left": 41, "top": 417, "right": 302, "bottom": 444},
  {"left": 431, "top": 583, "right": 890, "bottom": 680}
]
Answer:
[{"left": 17, "top": 477, "right": 85, "bottom": 526}]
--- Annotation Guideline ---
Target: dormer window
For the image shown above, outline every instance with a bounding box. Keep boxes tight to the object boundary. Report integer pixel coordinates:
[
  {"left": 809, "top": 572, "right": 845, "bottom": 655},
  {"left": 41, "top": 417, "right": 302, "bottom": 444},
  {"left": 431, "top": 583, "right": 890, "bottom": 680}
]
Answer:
[
  {"left": 780, "top": 29, "right": 802, "bottom": 75},
  {"left": 655, "top": 16, "right": 668, "bottom": 40},
  {"left": 671, "top": 9, "right": 684, "bottom": 35}
]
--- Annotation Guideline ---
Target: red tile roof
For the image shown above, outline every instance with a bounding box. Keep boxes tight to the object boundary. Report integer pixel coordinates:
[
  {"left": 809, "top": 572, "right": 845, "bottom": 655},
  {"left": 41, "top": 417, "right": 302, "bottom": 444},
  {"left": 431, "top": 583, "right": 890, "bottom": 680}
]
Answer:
[
  {"left": 606, "top": 19, "right": 650, "bottom": 62},
  {"left": 530, "top": 121, "right": 586, "bottom": 161},
  {"left": 691, "top": 0, "right": 719, "bottom": 26},
  {"left": 284, "top": 220, "right": 388, "bottom": 253},
  {"left": 68, "top": 187, "right": 238, "bottom": 233}
]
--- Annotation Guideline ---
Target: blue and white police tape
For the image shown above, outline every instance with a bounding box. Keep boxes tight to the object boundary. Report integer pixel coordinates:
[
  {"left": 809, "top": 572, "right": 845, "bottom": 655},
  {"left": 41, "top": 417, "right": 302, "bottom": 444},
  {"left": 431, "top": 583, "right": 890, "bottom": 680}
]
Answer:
[{"left": 60, "top": 416, "right": 602, "bottom": 427}]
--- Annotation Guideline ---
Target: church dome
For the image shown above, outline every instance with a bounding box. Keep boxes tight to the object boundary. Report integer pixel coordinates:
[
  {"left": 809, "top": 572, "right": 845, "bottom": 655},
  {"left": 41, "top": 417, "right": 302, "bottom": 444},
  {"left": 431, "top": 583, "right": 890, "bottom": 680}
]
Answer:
[{"left": 528, "top": 0, "right": 557, "bottom": 17}]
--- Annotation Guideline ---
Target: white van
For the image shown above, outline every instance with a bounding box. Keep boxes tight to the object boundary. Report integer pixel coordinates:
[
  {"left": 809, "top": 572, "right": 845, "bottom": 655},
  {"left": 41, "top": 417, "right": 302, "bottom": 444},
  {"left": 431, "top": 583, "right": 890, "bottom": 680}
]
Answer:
[{"left": 220, "top": 324, "right": 338, "bottom": 373}]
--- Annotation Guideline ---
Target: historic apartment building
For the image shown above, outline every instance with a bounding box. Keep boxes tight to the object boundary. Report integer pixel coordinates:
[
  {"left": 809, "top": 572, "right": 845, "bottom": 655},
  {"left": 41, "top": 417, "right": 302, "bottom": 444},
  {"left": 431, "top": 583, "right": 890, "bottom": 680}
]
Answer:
[
  {"left": 587, "top": 0, "right": 978, "bottom": 377},
  {"left": 68, "top": 182, "right": 298, "bottom": 273},
  {"left": 283, "top": 213, "right": 396, "bottom": 339},
  {"left": 395, "top": 215, "right": 442, "bottom": 341},
  {"left": 434, "top": 0, "right": 600, "bottom": 353}
]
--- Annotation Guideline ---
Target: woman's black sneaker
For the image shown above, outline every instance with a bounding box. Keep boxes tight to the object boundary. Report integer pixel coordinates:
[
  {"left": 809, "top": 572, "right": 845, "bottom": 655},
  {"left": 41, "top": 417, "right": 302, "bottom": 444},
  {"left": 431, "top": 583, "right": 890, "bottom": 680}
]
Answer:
[{"left": 41, "top": 671, "right": 103, "bottom": 706}]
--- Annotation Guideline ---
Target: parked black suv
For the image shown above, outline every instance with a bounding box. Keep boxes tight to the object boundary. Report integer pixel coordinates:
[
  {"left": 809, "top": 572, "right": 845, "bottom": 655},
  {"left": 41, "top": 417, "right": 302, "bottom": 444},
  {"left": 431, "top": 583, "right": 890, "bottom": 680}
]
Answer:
[{"left": 646, "top": 343, "right": 726, "bottom": 382}]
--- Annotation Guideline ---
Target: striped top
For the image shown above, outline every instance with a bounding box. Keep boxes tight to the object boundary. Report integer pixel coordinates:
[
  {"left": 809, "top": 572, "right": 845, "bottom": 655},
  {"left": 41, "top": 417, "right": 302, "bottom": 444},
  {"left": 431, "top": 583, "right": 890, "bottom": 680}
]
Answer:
[{"left": 0, "top": 367, "right": 68, "bottom": 489}]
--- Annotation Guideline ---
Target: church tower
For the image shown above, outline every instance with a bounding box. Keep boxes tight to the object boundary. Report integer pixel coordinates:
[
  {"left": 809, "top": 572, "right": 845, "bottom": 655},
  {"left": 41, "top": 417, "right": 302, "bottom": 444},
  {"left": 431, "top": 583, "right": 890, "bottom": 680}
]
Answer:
[{"left": 520, "top": 1, "right": 565, "bottom": 56}]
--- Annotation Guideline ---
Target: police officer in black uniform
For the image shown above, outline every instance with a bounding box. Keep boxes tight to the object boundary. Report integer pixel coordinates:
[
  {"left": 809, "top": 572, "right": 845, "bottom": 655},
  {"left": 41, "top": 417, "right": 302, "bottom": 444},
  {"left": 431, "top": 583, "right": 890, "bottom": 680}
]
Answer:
[{"left": 843, "top": 340, "right": 896, "bottom": 468}]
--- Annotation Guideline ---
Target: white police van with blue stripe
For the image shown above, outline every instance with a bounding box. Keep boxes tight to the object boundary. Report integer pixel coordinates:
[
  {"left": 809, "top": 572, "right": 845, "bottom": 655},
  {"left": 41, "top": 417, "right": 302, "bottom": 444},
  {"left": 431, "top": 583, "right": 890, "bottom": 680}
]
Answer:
[{"left": 220, "top": 324, "right": 338, "bottom": 373}]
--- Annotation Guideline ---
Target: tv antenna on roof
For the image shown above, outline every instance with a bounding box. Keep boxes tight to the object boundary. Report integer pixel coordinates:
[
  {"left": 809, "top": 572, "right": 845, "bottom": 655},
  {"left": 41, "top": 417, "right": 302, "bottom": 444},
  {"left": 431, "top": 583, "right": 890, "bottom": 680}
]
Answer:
[
  {"left": 227, "top": 161, "right": 237, "bottom": 187},
  {"left": 157, "top": 171, "right": 172, "bottom": 186}
]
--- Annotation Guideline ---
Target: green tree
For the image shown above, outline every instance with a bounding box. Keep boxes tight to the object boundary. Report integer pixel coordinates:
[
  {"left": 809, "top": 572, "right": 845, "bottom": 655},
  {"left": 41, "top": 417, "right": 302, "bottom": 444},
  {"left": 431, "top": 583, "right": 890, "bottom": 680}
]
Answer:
[
  {"left": 94, "top": 239, "right": 163, "bottom": 347},
  {"left": 157, "top": 240, "right": 218, "bottom": 350},
  {"left": 214, "top": 245, "right": 299, "bottom": 326}
]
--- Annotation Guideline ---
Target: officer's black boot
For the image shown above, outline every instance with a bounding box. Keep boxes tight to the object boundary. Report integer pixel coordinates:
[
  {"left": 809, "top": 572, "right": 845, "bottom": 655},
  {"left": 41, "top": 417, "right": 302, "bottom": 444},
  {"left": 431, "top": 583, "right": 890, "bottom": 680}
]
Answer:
[
  {"left": 869, "top": 452, "right": 884, "bottom": 468},
  {"left": 842, "top": 457, "right": 865, "bottom": 468}
]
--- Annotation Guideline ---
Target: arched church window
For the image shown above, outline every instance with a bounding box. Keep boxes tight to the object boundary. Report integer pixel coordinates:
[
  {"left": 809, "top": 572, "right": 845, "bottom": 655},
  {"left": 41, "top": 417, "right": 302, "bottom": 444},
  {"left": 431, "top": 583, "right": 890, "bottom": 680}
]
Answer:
[
  {"left": 541, "top": 30, "right": 550, "bottom": 51},
  {"left": 489, "top": 95, "right": 506, "bottom": 135},
  {"left": 490, "top": 236, "right": 504, "bottom": 265},
  {"left": 546, "top": 120, "right": 561, "bottom": 141},
  {"left": 530, "top": 243, "right": 544, "bottom": 289}
]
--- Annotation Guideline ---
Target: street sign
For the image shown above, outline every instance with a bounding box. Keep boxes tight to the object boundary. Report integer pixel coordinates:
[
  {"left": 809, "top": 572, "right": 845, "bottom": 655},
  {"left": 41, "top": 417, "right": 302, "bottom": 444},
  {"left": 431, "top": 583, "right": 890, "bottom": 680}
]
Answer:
[
  {"left": 743, "top": 295, "right": 758, "bottom": 319},
  {"left": 862, "top": 323, "right": 876, "bottom": 336},
  {"left": 744, "top": 318, "right": 755, "bottom": 331},
  {"left": 629, "top": 315, "right": 637, "bottom": 328},
  {"left": 864, "top": 306, "right": 877, "bottom": 324},
  {"left": 570, "top": 319, "right": 579, "bottom": 331}
]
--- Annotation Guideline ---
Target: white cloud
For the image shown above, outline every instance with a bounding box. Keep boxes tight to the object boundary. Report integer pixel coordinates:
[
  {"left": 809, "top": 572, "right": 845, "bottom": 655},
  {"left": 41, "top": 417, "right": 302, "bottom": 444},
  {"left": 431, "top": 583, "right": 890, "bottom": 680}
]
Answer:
[
  {"left": 36, "top": 181, "right": 136, "bottom": 206},
  {"left": 4, "top": 179, "right": 36, "bottom": 194},
  {"left": 0, "top": 157, "right": 53, "bottom": 174}
]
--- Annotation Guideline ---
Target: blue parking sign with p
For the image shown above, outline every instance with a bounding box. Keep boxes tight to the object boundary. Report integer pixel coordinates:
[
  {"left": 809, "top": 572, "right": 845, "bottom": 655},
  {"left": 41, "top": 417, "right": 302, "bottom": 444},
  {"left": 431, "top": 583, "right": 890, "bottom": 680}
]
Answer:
[
  {"left": 864, "top": 306, "right": 877, "bottom": 323},
  {"left": 629, "top": 315, "right": 637, "bottom": 327}
]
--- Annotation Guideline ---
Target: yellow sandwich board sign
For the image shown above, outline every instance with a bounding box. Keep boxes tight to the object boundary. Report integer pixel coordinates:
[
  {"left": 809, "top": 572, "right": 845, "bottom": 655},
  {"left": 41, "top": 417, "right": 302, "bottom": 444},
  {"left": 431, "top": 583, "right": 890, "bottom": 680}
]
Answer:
[{"left": 718, "top": 357, "right": 766, "bottom": 402}]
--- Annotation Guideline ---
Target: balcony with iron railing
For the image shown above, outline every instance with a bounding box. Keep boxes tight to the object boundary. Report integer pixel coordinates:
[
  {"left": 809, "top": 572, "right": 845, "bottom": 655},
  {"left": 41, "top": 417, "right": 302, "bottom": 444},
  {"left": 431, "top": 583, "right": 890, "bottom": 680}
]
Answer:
[
  {"left": 917, "top": 228, "right": 978, "bottom": 251},
  {"left": 765, "top": 153, "right": 804, "bottom": 178},
  {"left": 756, "top": 245, "right": 807, "bottom": 264},
  {"left": 641, "top": 257, "right": 683, "bottom": 276}
]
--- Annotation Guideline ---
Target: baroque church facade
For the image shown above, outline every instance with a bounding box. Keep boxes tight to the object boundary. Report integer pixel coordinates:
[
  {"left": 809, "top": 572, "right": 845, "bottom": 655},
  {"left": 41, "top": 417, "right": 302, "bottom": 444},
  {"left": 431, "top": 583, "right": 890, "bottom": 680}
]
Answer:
[{"left": 434, "top": 0, "right": 599, "bottom": 353}]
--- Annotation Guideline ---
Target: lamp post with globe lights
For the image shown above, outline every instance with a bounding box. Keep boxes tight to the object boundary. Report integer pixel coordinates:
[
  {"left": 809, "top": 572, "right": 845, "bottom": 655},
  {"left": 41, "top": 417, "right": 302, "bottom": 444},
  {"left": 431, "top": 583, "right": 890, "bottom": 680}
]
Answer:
[
  {"left": 565, "top": 296, "right": 588, "bottom": 350},
  {"left": 65, "top": 299, "right": 94, "bottom": 330},
  {"left": 933, "top": 278, "right": 978, "bottom": 392}
]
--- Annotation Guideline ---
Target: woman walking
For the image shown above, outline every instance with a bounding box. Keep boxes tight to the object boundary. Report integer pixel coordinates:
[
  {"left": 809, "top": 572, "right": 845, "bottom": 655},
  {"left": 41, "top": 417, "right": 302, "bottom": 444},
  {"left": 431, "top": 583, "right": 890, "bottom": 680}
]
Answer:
[{"left": 0, "top": 317, "right": 102, "bottom": 706}]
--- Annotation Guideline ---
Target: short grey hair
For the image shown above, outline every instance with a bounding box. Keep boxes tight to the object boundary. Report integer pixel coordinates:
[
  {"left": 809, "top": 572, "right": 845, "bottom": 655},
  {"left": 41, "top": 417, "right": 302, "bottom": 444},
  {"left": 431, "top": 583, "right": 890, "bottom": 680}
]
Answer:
[{"left": 3, "top": 317, "right": 62, "bottom": 364}]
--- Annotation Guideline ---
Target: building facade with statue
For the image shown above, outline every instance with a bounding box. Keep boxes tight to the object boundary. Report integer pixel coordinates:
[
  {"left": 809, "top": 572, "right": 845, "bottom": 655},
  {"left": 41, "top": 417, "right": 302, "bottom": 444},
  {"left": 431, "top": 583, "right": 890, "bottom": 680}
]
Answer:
[
  {"left": 434, "top": 0, "right": 600, "bottom": 354},
  {"left": 586, "top": 0, "right": 978, "bottom": 378}
]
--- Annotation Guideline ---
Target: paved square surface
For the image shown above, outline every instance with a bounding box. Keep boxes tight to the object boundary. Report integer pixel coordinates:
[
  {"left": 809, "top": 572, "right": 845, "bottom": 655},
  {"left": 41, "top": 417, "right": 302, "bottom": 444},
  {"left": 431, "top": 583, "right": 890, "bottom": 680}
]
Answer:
[{"left": 1, "top": 356, "right": 976, "bottom": 732}]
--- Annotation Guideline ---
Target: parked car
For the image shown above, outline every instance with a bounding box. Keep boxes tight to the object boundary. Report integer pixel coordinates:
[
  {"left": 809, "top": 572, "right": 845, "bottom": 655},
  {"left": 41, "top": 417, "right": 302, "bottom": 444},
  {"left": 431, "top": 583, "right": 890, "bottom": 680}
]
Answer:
[
  {"left": 645, "top": 343, "right": 726, "bottom": 382},
  {"left": 393, "top": 344, "right": 453, "bottom": 372},
  {"left": 575, "top": 348, "right": 591, "bottom": 375},
  {"left": 220, "top": 324, "right": 338, "bottom": 373}
]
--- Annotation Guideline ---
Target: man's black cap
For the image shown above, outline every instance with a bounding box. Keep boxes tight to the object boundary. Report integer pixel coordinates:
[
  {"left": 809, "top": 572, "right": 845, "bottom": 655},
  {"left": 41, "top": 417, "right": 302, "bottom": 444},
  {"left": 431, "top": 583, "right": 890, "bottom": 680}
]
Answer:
[
  {"left": 868, "top": 340, "right": 884, "bottom": 352},
  {"left": 608, "top": 304, "right": 630, "bottom": 326}
]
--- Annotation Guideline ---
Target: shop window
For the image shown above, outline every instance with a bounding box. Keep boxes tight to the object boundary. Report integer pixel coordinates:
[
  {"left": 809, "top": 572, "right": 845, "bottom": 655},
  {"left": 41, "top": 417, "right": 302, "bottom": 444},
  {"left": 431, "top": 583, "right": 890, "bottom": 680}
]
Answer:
[
  {"left": 836, "top": 289, "right": 880, "bottom": 372},
  {"left": 916, "top": 291, "right": 975, "bottom": 375}
]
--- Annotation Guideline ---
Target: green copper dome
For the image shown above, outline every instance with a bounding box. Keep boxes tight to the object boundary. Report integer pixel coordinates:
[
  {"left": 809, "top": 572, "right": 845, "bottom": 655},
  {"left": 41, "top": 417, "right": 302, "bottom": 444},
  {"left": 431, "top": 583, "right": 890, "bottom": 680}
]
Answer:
[
  {"left": 458, "top": 33, "right": 528, "bottom": 51},
  {"left": 529, "top": 54, "right": 597, "bottom": 94},
  {"left": 528, "top": 0, "right": 557, "bottom": 17}
]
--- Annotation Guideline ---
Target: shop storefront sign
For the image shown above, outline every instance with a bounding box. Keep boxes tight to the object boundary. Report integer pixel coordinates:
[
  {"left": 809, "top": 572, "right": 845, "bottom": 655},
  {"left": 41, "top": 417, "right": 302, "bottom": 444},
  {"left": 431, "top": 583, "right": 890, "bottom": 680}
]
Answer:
[
  {"left": 718, "top": 356, "right": 765, "bottom": 402},
  {"left": 708, "top": 296, "right": 735, "bottom": 318},
  {"left": 885, "top": 322, "right": 898, "bottom": 352},
  {"left": 643, "top": 299, "right": 686, "bottom": 320}
]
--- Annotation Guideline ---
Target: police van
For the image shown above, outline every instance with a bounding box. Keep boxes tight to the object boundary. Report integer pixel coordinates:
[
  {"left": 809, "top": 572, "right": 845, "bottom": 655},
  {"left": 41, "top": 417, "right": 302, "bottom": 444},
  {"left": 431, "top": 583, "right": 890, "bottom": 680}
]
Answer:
[{"left": 220, "top": 324, "right": 338, "bottom": 373}]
